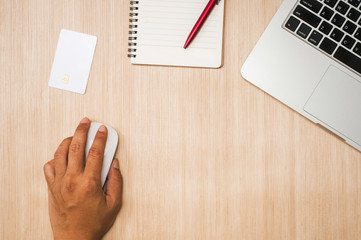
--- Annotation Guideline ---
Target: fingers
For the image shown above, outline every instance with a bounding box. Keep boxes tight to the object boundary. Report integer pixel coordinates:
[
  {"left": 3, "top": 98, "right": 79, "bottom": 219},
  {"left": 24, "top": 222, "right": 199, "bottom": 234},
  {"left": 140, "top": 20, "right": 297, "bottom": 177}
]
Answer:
[
  {"left": 105, "top": 159, "right": 122, "bottom": 211},
  {"left": 84, "top": 125, "right": 108, "bottom": 180},
  {"left": 53, "top": 137, "right": 72, "bottom": 177},
  {"left": 67, "top": 117, "right": 90, "bottom": 174},
  {"left": 43, "top": 159, "right": 56, "bottom": 186}
]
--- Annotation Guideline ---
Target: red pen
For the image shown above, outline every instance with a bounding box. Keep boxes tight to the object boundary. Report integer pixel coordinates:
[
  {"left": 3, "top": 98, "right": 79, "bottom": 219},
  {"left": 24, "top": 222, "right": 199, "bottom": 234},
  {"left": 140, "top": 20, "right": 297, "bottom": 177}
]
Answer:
[{"left": 184, "top": 0, "right": 219, "bottom": 49}]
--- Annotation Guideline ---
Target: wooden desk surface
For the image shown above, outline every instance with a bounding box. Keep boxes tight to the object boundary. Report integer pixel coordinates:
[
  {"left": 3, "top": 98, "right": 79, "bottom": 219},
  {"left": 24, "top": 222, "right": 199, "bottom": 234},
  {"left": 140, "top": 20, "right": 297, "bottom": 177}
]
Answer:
[{"left": 1, "top": 0, "right": 361, "bottom": 239}]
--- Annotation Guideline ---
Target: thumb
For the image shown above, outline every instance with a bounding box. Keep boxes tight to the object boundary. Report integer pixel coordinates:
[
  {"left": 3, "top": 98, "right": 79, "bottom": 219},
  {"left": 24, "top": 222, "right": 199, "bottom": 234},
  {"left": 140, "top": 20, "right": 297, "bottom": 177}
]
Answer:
[
  {"left": 43, "top": 160, "right": 55, "bottom": 186},
  {"left": 106, "top": 158, "right": 122, "bottom": 212}
]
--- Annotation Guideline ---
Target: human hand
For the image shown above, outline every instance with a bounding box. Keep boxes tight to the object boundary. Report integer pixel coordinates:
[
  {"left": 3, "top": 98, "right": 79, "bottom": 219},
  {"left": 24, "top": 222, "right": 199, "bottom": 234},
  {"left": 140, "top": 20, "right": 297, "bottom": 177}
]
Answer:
[{"left": 43, "top": 117, "right": 122, "bottom": 240}]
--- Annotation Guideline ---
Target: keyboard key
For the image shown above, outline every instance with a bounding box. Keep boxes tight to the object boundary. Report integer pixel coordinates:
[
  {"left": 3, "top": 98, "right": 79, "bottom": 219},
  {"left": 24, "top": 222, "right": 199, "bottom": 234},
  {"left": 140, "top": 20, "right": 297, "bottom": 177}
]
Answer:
[
  {"left": 355, "top": 28, "right": 361, "bottom": 40},
  {"left": 297, "top": 23, "right": 312, "bottom": 38},
  {"left": 319, "top": 21, "right": 333, "bottom": 34},
  {"left": 341, "top": 35, "right": 356, "bottom": 48},
  {"left": 308, "top": 30, "right": 324, "bottom": 45},
  {"left": 320, "top": 37, "right": 338, "bottom": 54},
  {"left": 285, "top": 16, "right": 301, "bottom": 31},
  {"left": 293, "top": 5, "right": 322, "bottom": 28},
  {"left": 330, "top": 28, "right": 345, "bottom": 41},
  {"left": 324, "top": 0, "right": 338, "bottom": 8},
  {"left": 347, "top": 8, "right": 361, "bottom": 21},
  {"left": 334, "top": 46, "right": 361, "bottom": 74},
  {"left": 348, "top": 0, "right": 361, "bottom": 8},
  {"left": 301, "top": 0, "right": 323, "bottom": 13},
  {"left": 320, "top": 6, "right": 335, "bottom": 20},
  {"left": 336, "top": 1, "right": 350, "bottom": 14},
  {"left": 353, "top": 42, "right": 361, "bottom": 55},
  {"left": 343, "top": 20, "right": 357, "bottom": 34},
  {"left": 331, "top": 13, "right": 346, "bottom": 27}
]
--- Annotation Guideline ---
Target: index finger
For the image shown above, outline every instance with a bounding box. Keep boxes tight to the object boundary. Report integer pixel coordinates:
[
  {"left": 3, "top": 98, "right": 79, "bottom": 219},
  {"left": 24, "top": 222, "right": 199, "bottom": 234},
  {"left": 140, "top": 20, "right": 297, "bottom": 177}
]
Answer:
[
  {"left": 84, "top": 125, "right": 108, "bottom": 180},
  {"left": 67, "top": 118, "right": 90, "bottom": 174}
]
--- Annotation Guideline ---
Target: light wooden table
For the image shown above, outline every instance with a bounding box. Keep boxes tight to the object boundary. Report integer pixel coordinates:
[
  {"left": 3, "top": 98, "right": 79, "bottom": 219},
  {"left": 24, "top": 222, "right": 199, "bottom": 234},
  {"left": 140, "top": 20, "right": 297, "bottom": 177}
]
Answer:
[{"left": 1, "top": 0, "right": 361, "bottom": 239}]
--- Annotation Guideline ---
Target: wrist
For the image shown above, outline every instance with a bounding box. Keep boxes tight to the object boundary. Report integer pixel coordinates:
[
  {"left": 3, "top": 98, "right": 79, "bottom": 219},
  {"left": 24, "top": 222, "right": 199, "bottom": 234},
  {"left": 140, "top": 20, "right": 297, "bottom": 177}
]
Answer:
[{"left": 54, "top": 230, "right": 101, "bottom": 240}]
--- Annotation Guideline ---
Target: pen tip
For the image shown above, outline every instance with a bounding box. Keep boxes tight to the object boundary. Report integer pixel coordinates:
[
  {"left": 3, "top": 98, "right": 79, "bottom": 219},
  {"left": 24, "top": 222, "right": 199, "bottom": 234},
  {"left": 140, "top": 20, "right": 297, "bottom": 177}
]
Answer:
[{"left": 184, "top": 39, "right": 191, "bottom": 49}]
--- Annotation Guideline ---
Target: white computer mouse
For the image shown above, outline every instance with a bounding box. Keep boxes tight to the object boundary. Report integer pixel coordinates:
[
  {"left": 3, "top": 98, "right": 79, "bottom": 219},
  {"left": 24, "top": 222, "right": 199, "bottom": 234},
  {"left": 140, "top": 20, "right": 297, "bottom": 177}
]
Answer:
[{"left": 84, "top": 122, "right": 118, "bottom": 187}]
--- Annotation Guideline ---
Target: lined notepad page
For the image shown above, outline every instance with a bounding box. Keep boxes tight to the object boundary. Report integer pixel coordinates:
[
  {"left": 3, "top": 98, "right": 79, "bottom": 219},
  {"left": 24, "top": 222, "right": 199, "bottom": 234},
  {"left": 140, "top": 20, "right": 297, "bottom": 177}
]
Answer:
[{"left": 131, "top": 0, "right": 224, "bottom": 68}]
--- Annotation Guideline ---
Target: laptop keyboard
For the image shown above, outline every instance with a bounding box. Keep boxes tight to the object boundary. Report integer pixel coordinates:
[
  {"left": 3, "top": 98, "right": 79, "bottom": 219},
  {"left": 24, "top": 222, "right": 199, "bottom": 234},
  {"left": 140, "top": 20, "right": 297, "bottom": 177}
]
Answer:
[{"left": 284, "top": 0, "right": 361, "bottom": 75}]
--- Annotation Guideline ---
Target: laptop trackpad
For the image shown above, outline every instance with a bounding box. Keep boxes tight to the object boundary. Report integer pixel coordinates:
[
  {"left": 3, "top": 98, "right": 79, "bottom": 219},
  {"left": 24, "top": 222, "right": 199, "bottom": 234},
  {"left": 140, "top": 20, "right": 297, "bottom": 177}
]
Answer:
[{"left": 304, "top": 65, "right": 361, "bottom": 145}]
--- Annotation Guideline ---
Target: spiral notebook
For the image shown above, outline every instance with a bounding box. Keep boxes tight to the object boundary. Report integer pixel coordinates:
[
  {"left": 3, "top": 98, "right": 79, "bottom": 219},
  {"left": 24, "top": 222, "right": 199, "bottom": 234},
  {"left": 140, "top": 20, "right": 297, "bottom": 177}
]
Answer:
[{"left": 128, "top": 0, "right": 224, "bottom": 68}]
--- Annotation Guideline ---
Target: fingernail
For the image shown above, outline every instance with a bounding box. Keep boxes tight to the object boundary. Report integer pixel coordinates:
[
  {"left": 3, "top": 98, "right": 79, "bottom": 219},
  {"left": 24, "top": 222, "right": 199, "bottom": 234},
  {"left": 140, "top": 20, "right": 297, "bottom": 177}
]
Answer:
[
  {"left": 80, "top": 117, "right": 89, "bottom": 124},
  {"left": 99, "top": 125, "right": 107, "bottom": 132},
  {"left": 113, "top": 159, "right": 119, "bottom": 170}
]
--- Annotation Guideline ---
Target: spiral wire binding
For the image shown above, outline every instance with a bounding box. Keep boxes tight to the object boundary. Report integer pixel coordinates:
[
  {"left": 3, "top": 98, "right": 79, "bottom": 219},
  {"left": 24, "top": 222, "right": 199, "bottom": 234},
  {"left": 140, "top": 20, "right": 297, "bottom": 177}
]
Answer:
[{"left": 128, "top": 1, "right": 139, "bottom": 58}]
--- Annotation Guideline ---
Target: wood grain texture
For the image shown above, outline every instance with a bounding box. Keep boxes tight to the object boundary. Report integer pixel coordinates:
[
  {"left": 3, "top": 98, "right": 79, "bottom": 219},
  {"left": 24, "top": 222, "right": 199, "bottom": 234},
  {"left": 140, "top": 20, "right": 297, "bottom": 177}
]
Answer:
[{"left": 1, "top": 0, "right": 361, "bottom": 239}]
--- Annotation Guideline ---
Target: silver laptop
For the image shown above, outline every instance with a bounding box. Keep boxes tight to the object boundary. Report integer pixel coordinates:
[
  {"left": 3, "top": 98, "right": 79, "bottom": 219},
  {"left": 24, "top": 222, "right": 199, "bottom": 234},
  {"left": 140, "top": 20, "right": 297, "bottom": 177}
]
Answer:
[{"left": 241, "top": 0, "right": 361, "bottom": 152}]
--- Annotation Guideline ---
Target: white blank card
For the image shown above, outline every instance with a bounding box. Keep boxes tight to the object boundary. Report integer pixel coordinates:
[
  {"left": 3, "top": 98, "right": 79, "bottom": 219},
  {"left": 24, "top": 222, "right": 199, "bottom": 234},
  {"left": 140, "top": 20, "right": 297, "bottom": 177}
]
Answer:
[{"left": 49, "top": 29, "right": 97, "bottom": 94}]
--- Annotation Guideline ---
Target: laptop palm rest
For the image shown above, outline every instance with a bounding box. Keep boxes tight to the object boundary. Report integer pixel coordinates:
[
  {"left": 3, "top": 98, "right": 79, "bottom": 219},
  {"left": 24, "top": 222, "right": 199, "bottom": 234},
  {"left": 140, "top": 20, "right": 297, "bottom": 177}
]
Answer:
[{"left": 304, "top": 65, "right": 361, "bottom": 146}]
